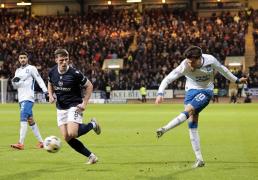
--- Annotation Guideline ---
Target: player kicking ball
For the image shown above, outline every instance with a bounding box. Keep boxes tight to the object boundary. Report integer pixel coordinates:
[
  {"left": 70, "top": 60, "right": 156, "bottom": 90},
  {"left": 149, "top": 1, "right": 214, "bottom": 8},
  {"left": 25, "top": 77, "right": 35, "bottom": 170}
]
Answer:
[
  {"left": 155, "top": 46, "right": 247, "bottom": 168},
  {"left": 48, "top": 49, "right": 101, "bottom": 164}
]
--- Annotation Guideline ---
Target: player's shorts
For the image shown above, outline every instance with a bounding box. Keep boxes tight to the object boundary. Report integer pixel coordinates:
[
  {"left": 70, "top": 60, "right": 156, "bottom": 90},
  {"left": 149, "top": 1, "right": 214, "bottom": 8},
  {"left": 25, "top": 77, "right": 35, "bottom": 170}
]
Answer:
[
  {"left": 19, "top": 100, "right": 34, "bottom": 122},
  {"left": 184, "top": 89, "right": 213, "bottom": 114},
  {"left": 57, "top": 107, "right": 83, "bottom": 127}
]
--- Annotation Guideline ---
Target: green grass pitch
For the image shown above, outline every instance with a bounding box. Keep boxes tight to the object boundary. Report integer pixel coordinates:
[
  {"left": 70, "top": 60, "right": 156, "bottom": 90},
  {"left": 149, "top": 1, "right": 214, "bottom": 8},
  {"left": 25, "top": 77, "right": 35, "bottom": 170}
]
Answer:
[{"left": 0, "top": 103, "right": 257, "bottom": 180}]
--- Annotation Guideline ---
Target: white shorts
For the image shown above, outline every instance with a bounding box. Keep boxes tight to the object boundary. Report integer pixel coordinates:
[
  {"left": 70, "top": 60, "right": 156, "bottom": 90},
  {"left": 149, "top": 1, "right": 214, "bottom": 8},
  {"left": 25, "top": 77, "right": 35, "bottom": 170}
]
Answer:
[{"left": 57, "top": 107, "right": 83, "bottom": 127}]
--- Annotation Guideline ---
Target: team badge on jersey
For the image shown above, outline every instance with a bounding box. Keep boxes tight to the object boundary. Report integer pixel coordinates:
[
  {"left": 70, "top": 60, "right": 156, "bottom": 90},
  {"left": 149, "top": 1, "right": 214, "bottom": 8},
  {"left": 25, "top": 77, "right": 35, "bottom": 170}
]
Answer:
[{"left": 58, "top": 81, "right": 63, "bottom": 86}]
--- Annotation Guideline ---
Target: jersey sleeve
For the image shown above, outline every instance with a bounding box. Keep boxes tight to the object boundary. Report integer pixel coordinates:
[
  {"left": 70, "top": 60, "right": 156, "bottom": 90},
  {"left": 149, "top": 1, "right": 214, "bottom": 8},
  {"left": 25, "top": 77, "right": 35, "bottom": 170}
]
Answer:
[
  {"left": 31, "top": 66, "right": 48, "bottom": 93},
  {"left": 75, "top": 70, "right": 88, "bottom": 86},
  {"left": 212, "top": 57, "right": 238, "bottom": 83},
  {"left": 157, "top": 62, "right": 184, "bottom": 94}
]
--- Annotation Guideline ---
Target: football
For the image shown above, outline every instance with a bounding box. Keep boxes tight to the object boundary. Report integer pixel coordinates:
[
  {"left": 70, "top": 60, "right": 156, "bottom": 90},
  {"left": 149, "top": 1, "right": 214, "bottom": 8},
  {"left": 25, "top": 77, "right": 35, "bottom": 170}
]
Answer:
[{"left": 43, "top": 136, "right": 61, "bottom": 153}]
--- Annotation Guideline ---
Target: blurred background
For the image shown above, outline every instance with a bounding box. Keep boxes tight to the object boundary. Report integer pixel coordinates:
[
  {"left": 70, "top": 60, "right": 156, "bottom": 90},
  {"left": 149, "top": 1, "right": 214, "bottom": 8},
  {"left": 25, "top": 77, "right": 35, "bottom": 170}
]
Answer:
[{"left": 0, "top": 0, "right": 257, "bottom": 104}]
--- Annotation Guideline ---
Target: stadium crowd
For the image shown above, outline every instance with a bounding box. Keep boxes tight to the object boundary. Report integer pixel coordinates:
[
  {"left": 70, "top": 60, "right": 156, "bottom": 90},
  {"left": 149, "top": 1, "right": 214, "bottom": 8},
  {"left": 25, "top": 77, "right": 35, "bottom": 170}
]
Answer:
[
  {"left": 250, "top": 9, "right": 258, "bottom": 88},
  {"left": 0, "top": 8, "right": 253, "bottom": 93}
]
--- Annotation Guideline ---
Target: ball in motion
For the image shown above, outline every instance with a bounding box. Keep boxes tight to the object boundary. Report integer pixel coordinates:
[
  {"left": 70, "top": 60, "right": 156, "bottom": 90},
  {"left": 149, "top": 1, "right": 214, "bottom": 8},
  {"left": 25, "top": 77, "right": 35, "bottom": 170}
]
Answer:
[{"left": 43, "top": 136, "right": 61, "bottom": 153}]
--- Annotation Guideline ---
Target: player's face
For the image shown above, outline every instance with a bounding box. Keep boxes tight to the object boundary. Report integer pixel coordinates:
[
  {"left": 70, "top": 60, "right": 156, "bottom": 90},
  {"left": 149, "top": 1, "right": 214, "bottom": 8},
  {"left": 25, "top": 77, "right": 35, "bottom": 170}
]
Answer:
[
  {"left": 18, "top": 55, "right": 28, "bottom": 67},
  {"left": 55, "top": 55, "right": 69, "bottom": 73},
  {"left": 186, "top": 57, "right": 201, "bottom": 70}
]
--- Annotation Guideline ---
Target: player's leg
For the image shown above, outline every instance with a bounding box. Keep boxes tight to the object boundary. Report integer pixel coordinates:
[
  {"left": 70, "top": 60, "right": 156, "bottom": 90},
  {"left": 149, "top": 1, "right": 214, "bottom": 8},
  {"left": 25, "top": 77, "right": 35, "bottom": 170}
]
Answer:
[
  {"left": 26, "top": 102, "right": 44, "bottom": 148},
  {"left": 188, "top": 114, "right": 204, "bottom": 168},
  {"left": 187, "top": 90, "right": 213, "bottom": 167},
  {"left": 156, "top": 105, "right": 193, "bottom": 138},
  {"left": 156, "top": 90, "right": 198, "bottom": 138},
  {"left": 66, "top": 122, "right": 98, "bottom": 164},
  {"left": 66, "top": 107, "right": 99, "bottom": 164},
  {"left": 67, "top": 107, "right": 100, "bottom": 137},
  {"left": 11, "top": 101, "right": 28, "bottom": 150},
  {"left": 28, "top": 117, "right": 44, "bottom": 148}
]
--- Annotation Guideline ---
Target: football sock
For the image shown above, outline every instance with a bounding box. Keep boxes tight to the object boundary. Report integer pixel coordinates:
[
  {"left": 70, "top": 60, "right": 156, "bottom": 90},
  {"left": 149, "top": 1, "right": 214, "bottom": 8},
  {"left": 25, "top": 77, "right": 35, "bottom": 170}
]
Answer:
[
  {"left": 67, "top": 138, "right": 91, "bottom": 157},
  {"left": 163, "top": 111, "right": 189, "bottom": 131},
  {"left": 189, "top": 128, "right": 203, "bottom": 161},
  {"left": 19, "top": 121, "right": 28, "bottom": 144},
  {"left": 77, "top": 123, "right": 93, "bottom": 137},
  {"left": 30, "top": 123, "right": 43, "bottom": 142}
]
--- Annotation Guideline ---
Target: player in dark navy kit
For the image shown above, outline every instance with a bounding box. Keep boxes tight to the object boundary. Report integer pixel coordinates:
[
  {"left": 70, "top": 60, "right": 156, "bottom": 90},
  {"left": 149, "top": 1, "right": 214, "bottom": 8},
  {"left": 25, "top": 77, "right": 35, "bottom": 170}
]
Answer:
[{"left": 48, "top": 49, "right": 101, "bottom": 164}]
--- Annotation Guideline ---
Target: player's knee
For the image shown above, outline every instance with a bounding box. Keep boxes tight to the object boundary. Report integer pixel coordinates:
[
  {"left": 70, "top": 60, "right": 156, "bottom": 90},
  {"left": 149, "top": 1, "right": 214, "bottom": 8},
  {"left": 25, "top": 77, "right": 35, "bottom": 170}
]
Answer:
[
  {"left": 67, "top": 131, "right": 78, "bottom": 139},
  {"left": 64, "top": 136, "right": 71, "bottom": 142},
  {"left": 184, "top": 105, "right": 195, "bottom": 116},
  {"left": 27, "top": 117, "right": 35, "bottom": 125}
]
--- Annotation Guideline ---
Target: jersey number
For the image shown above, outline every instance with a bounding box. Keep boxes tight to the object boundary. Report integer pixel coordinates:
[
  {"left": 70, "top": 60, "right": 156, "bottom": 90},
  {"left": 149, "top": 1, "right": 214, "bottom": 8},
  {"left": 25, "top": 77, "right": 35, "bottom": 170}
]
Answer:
[{"left": 195, "top": 93, "right": 206, "bottom": 102}]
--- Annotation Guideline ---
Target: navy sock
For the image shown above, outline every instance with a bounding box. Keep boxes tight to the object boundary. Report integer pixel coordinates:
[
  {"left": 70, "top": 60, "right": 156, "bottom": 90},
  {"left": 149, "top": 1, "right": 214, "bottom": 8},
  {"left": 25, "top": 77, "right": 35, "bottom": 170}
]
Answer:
[
  {"left": 67, "top": 138, "right": 91, "bottom": 157},
  {"left": 77, "top": 123, "right": 93, "bottom": 137}
]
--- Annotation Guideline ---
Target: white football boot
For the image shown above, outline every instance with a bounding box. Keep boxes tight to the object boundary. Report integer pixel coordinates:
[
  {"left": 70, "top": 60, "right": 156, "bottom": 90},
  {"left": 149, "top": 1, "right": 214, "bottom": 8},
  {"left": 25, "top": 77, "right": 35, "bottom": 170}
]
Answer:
[
  {"left": 86, "top": 153, "right": 98, "bottom": 165},
  {"left": 156, "top": 127, "right": 166, "bottom": 138},
  {"left": 192, "top": 159, "right": 205, "bottom": 168},
  {"left": 91, "top": 118, "right": 101, "bottom": 135}
]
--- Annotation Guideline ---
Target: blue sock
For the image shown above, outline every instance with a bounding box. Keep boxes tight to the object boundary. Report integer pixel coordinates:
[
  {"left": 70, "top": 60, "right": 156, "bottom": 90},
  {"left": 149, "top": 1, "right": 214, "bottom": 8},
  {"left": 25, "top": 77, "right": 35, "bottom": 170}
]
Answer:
[
  {"left": 182, "top": 111, "right": 190, "bottom": 119},
  {"left": 78, "top": 123, "right": 93, "bottom": 137},
  {"left": 67, "top": 138, "right": 91, "bottom": 157},
  {"left": 188, "top": 121, "right": 198, "bottom": 128}
]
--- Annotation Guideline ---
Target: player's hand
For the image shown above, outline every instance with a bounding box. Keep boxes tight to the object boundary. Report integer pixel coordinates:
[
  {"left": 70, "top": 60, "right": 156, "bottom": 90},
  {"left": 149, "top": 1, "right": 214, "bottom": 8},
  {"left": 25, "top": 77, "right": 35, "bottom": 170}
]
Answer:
[
  {"left": 239, "top": 77, "right": 248, "bottom": 84},
  {"left": 155, "top": 95, "right": 164, "bottom": 104},
  {"left": 76, "top": 103, "right": 86, "bottom": 113},
  {"left": 49, "top": 95, "right": 55, "bottom": 104},
  {"left": 12, "top": 77, "right": 21, "bottom": 83}
]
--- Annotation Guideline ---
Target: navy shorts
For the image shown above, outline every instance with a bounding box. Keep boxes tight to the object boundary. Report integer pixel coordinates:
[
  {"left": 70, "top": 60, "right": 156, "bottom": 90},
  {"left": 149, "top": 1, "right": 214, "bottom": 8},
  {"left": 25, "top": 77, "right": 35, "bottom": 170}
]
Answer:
[{"left": 184, "top": 89, "right": 213, "bottom": 114}]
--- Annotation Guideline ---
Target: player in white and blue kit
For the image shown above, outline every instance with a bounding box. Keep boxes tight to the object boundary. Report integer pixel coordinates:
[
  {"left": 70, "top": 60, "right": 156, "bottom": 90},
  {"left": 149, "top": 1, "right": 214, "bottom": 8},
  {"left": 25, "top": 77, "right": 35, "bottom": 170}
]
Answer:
[
  {"left": 11, "top": 52, "right": 48, "bottom": 150},
  {"left": 155, "top": 46, "right": 247, "bottom": 168}
]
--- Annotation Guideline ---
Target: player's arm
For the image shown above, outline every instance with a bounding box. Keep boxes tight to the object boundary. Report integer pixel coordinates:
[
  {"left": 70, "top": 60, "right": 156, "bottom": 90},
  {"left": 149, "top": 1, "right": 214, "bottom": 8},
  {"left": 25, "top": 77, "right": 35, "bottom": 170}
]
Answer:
[
  {"left": 155, "top": 64, "right": 184, "bottom": 104},
  {"left": 77, "top": 80, "right": 93, "bottom": 111},
  {"left": 47, "top": 81, "right": 55, "bottom": 103},
  {"left": 12, "top": 71, "right": 23, "bottom": 89},
  {"left": 31, "top": 66, "right": 48, "bottom": 93},
  {"left": 212, "top": 58, "right": 247, "bottom": 84}
]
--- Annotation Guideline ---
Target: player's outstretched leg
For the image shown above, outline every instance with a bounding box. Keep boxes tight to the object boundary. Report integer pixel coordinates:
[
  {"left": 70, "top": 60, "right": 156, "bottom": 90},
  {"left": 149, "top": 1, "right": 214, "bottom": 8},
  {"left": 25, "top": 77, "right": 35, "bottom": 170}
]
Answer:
[
  {"left": 77, "top": 118, "right": 101, "bottom": 137},
  {"left": 156, "top": 111, "right": 189, "bottom": 138}
]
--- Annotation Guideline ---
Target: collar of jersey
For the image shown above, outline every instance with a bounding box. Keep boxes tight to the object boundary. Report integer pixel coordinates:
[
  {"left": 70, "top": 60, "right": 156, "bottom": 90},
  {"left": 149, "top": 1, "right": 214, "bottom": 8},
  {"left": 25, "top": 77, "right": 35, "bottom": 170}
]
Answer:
[
  {"left": 21, "top": 64, "right": 29, "bottom": 68},
  {"left": 58, "top": 66, "right": 69, "bottom": 74}
]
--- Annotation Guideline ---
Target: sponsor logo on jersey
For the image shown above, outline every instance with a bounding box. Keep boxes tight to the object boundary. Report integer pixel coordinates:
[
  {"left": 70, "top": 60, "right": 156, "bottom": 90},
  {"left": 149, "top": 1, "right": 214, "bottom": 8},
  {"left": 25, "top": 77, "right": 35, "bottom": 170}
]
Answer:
[{"left": 54, "top": 86, "right": 71, "bottom": 91}]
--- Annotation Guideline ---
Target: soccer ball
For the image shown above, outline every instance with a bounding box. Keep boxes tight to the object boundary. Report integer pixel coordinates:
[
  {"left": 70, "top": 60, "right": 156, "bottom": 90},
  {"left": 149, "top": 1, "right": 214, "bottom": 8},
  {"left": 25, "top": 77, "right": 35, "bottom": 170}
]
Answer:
[{"left": 43, "top": 136, "right": 61, "bottom": 153}]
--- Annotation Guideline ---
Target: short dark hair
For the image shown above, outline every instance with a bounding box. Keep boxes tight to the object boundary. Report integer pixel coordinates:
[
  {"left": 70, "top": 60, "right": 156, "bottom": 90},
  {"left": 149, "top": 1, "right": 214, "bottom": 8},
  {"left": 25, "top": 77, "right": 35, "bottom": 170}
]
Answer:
[
  {"left": 19, "top": 51, "right": 28, "bottom": 57},
  {"left": 54, "top": 49, "right": 69, "bottom": 58},
  {"left": 183, "top": 46, "right": 202, "bottom": 59}
]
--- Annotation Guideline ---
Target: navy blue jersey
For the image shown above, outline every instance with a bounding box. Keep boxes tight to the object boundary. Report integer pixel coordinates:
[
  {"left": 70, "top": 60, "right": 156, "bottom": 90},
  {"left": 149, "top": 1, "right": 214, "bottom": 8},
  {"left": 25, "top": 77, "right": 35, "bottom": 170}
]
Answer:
[{"left": 48, "top": 65, "right": 88, "bottom": 110}]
